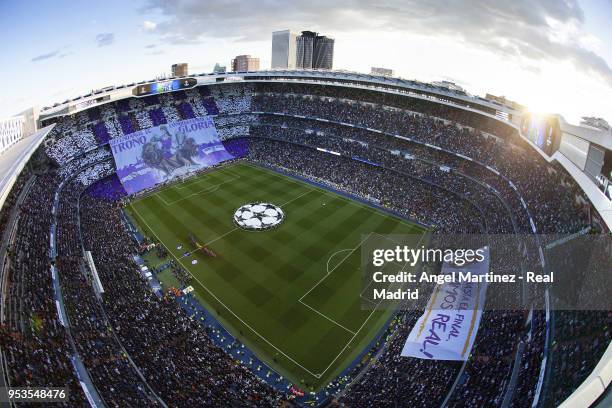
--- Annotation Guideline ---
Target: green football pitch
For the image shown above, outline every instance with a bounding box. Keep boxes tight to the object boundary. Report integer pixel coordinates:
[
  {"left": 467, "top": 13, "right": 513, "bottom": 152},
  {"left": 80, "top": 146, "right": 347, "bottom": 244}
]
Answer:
[{"left": 127, "top": 162, "right": 426, "bottom": 390}]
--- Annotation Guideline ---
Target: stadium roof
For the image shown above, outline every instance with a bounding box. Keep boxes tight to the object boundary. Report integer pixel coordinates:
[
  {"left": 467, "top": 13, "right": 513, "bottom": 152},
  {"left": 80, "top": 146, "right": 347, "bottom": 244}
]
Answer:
[
  {"left": 38, "top": 69, "right": 510, "bottom": 122},
  {"left": 0, "top": 124, "right": 54, "bottom": 211}
]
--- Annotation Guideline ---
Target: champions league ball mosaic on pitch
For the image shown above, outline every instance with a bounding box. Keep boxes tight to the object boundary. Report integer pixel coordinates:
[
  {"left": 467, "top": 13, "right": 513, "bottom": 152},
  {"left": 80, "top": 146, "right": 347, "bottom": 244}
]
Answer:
[{"left": 233, "top": 203, "right": 285, "bottom": 231}]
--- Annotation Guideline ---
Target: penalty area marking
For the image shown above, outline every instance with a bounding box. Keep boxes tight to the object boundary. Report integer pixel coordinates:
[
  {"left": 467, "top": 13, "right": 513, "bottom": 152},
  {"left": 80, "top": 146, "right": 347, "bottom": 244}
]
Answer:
[
  {"left": 326, "top": 248, "right": 353, "bottom": 273},
  {"left": 299, "top": 232, "right": 374, "bottom": 303},
  {"left": 297, "top": 233, "right": 375, "bottom": 349},
  {"left": 129, "top": 162, "right": 242, "bottom": 205},
  {"left": 160, "top": 175, "right": 241, "bottom": 206},
  {"left": 299, "top": 301, "right": 357, "bottom": 335},
  {"left": 174, "top": 168, "right": 242, "bottom": 190},
  {"left": 299, "top": 231, "right": 426, "bottom": 377}
]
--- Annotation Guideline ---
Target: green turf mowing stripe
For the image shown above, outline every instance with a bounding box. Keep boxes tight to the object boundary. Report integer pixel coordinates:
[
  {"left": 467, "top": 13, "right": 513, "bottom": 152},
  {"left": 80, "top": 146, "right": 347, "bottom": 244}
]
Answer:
[{"left": 128, "top": 162, "right": 427, "bottom": 390}]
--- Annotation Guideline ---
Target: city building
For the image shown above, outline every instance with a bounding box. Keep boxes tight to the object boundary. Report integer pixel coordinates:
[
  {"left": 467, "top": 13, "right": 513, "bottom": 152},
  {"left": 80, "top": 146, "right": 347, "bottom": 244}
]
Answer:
[
  {"left": 272, "top": 30, "right": 297, "bottom": 69},
  {"left": 213, "top": 63, "right": 227, "bottom": 73},
  {"left": 371, "top": 67, "right": 394, "bottom": 77},
  {"left": 171, "top": 63, "right": 188, "bottom": 77},
  {"left": 296, "top": 31, "right": 316, "bottom": 69},
  {"left": 231, "top": 55, "right": 260, "bottom": 72},
  {"left": 313, "top": 34, "right": 334, "bottom": 70},
  {"left": 296, "top": 31, "right": 334, "bottom": 69}
]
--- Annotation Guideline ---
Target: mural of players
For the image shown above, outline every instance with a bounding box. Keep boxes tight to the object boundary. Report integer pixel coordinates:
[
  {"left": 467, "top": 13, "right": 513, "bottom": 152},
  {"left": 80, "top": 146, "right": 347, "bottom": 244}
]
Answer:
[
  {"left": 142, "top": 125, "right": 199, "bottom": 176},
  {"left": 110, "top": 117, "right": 235, "bottom": 194}
]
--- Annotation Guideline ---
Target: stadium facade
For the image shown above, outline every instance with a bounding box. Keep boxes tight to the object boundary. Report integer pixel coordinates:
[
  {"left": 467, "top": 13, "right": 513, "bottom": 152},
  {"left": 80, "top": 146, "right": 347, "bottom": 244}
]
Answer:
[{"left": 1, "top": 69, "right": 610, "bottom": 407}]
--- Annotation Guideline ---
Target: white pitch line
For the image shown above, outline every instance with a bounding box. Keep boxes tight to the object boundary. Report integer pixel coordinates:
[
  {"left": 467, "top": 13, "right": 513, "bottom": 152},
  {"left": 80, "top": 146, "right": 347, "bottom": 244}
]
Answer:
[
  {"left": 358, "top": 257, "right": 404, "bottom": 304},
  {"left": 359, "top": 296, "right": 378, "bottom": 306},
  {"left": 164, "top": 178, "right": 237, "bottom": 206},
  {"left": 129, "top": 162, "right": 241, "bottom": 205},
  {"left": 180, "top": 227, "right": 239, "bottom": 259},
  {"left": 299, "top": 300, "right": 356, "bottom": 335},
  {"left": 372, "top": 232, "right": 406, "bottom": 245},
  {"left": 316, "top": 304, "right": 379, "bottom": 378},
  {"left": 299, "top": 232, "right": 373, "bottom": 303},
  {"left": 279, "top": 188, "right": 315, "bottom": 207},
  {"left": 359, "top": 278, "right": 376, "bottom": 300},
  {"left": 327, "top": 248, "right": 353, "bottom": 273},
  {"left": 175, "top": 169, "right": 240, "bottom": 190},
  {"left": 154, "top": 191, "right": 172, "bottom": 206}
]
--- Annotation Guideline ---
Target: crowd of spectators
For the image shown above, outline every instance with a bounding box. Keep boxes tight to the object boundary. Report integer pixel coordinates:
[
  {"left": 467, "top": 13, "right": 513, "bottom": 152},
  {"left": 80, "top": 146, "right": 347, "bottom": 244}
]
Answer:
[
  {"left": 57, "top": 147, "right": 111, "bottom": 179},
  {"left": 4, "top": 80, "right": 608, "bottom": 407},
  {"left": 338, "top": 306, "right": 461, "bottom": 407},
  {"left": 0, "top": 168, "right": 32, "bottom": 238},
  {"left": 9, "top": 156, "right": 281, "bottom": 407},
  {"left": 45, "top": 120, "right": 97, "bottom": 164},
  {"left": 546, "top": 310, "right": 611, "bottom": 405},
  {"left": 211, "top": 83, "right": 253, "bottom": 114},
  {"left": 250, "top": 88, "right": 594, "bottom": 235},
  {"left": 249, "top": 124, "right": 515, "bottom": 234},
  {"left": 42, "top": 86, "right": 221, "bottom": 162},
  {"left": 1, "top": 170, "right": 86, "bottom": 405},
  {"left": 249, "top": 138, "right": 483, "bottom": 233},
  {"left": 73, "top": 161, "right": 114, "bottom": 186},
  {"left": 214, "top": 113, "right": 258, "bottom": 140},
  {"left": 55, "top": 173, "right": 163, "bottom": 406}
]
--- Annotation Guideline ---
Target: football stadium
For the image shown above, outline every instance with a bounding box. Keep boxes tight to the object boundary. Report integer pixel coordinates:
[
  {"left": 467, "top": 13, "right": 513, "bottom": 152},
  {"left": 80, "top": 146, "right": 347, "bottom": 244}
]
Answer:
[{"left": 1, "top": 2, "right": 611, "bottom": 407}]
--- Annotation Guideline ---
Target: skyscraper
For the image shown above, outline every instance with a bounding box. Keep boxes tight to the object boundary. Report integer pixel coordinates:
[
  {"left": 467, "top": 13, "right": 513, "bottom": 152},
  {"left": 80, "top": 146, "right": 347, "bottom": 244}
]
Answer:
[
  {"left": 295, "top": 31, "right": 334, "bottom": 70},
  {"left": 213, "top": 63, "right": 227, "bottom": 73},
  {"left": 313, "top": 34, "right": 334, "bottom": 70},
  {"left": 171, "top": 63, "right": 188, "bottom": 77},
  {"left": 296, "top": 31, "right": 317, "bottom": 69},
  {"left": 231, "top": 55, "right": 260, "bottom": 72},
  {"left": 272, "top": 30, "right": 297, "bottom": 69}
]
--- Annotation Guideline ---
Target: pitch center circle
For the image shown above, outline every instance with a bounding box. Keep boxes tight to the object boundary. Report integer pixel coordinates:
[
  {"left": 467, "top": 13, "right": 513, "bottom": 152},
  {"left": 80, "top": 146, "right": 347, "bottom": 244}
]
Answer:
[{"left": 233, "top": 203, "right": 285, "bottom": 231}]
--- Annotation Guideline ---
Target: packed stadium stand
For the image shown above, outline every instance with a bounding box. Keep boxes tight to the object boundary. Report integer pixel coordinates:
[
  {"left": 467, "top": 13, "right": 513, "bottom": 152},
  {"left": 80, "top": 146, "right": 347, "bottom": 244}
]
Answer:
[{"left": 0, "top": 71, "right": 609, "bottom": 407}]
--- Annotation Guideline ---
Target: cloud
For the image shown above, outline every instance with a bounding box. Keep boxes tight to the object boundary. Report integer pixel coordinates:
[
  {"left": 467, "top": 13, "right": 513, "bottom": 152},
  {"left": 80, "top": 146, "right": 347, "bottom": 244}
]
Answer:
[
  {"left": 141, "top": 0, "right": 612, "bottom": 85},
  {"left": 31, "top": 46, "right": 71, "bottom": 62},
  {"left": 95, "top": 33, "right": 115, "bottom": 47},
  {"left": 145, "top": 44, "right": 157, "bottom": 49},
  {"left": 142, "top": 20, "right": 157, "bottom": 31},
  {"left": 31, "top": 50, "right": 61, "bottom": 62}
]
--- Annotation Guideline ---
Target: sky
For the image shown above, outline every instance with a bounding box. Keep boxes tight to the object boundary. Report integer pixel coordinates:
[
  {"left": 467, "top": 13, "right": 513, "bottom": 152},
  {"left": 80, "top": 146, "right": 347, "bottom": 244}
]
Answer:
[{"left": 1, "top": 0, "right": 611, "bottom": 125}]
